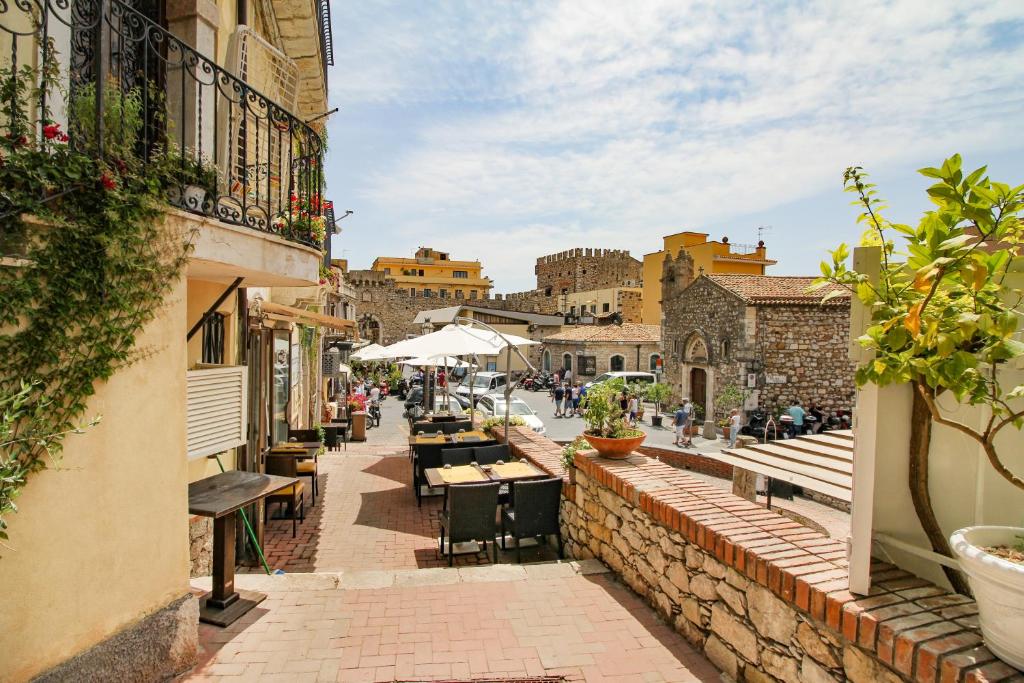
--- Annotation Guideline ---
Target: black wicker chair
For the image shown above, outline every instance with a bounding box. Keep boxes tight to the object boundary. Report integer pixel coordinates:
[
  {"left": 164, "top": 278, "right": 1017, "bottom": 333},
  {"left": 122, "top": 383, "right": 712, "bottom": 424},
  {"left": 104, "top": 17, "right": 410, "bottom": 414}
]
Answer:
[
  {"left": 440, "top": 482, "right": 500, "bottom": 566},
  {"left": 473, "top": 444, "right": 509, "bottom": 465},
  {"left": 414, "top": 442, "right": 475, "bottom": 506},
  {"left": 501, "top": 477, "right": 563, "bottom": 563},
  {"left": 441, "top": 447, "right": 475, "bottom": 467},
  {"left": 441, "top": 420, "right": 472, "bottom": 434}
]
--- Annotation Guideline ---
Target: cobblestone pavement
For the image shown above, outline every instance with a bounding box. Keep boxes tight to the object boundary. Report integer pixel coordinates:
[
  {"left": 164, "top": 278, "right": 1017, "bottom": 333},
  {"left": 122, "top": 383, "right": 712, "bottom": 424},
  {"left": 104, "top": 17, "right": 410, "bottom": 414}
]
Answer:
[{"left": 188, "top": 562, "right": 720, "bottom": 682}]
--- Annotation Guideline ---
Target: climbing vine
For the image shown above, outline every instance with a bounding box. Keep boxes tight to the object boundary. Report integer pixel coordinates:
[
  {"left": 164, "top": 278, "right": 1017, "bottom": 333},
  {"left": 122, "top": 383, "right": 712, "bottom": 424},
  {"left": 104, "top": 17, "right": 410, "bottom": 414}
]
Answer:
[{"left": 0, "top": 53, "right": 191, "bottom": 544}]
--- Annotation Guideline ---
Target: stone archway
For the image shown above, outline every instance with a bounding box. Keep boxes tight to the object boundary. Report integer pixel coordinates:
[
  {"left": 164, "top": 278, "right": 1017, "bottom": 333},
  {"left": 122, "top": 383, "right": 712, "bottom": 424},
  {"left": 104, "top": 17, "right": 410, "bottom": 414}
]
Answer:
[
  {"left": 680, "top": 333, "right": 713, "bottom": 418},
  {"left": 358, "top": 315, "right": 382, "bottom": 345}
]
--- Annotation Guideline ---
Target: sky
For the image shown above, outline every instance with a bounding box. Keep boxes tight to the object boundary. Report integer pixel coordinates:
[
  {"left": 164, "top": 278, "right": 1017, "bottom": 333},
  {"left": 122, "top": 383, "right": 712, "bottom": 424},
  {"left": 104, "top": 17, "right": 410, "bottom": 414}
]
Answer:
[{"left": 323, "top": 0, "right": 1024, "bottom": 293}]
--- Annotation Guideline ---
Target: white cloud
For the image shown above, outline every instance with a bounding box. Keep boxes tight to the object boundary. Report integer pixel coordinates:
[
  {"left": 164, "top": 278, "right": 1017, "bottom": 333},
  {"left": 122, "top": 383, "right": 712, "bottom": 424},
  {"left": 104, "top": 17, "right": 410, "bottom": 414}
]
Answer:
[{"left": 327, "top": 0, "right": 1024, "bottom": 291}]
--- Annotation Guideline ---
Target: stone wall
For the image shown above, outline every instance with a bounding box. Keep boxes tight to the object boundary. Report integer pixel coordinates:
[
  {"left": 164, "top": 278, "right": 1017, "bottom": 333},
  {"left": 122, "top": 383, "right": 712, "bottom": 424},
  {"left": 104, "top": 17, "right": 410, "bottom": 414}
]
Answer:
[
  {"left": 348, "top": 270, "right": 448, "bottom": 345},
  {"left": 661, "top": 257, "right": 855, "bottom": 418},
  {"left": 542, "top": 339, "right": 661, "bottom": 377},
  {"left": 756, "top": 303, "right": 857, "bottom": 413},
  {"left": 189, "top": 516, "right": 212, "bottom": 578},
  {"left": 617, "top": 289, "right": 644, "bottom": 323},
  {"left": 535, "top": 248, "right": 643, "bottom": 294},
  {"left": 492, "top": 426, "right": 1008, "bottom": 683}
]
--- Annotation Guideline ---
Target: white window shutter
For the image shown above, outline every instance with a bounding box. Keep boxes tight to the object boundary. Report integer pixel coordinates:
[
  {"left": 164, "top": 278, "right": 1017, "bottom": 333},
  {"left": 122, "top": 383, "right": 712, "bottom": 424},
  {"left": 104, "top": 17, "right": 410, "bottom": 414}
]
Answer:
[{"left": 186, "top": 366, "right": 248, "bottom": 460}]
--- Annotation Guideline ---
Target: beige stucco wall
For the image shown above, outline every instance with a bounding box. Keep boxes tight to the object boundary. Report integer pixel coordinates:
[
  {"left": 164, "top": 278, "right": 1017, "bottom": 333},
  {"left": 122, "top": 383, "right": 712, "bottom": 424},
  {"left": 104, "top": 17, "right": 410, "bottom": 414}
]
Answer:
[{"left": 0, "top": 278, "right": 192, "bottom": 681}]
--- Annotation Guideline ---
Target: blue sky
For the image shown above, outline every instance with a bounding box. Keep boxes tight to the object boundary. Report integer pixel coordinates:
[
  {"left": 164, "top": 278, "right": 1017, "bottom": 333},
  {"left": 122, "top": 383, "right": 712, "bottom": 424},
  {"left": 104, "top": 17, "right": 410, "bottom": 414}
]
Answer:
[{"left": 323, "top": 1, "right": 1024, "bottom": 293}]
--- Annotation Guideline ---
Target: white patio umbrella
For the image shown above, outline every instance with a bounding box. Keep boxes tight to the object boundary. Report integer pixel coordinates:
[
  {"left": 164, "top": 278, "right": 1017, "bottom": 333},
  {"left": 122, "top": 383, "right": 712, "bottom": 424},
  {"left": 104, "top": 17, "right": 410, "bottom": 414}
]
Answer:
[
  {"left": 350, "top": 343, "right": 387, "bottom": 361},
  {"left": 399, "top": 355, "right": 474, "bottom": 368},
  {"left": 373, "top": 322, "right": 538, "bottom": 439}
]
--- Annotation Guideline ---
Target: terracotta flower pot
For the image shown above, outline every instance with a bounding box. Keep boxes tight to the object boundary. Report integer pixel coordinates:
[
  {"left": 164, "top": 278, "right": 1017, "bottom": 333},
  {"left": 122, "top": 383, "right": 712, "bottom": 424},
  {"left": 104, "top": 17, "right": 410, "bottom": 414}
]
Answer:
[{"left": 582, "top": 432, "right": 646, "bottom": 459}]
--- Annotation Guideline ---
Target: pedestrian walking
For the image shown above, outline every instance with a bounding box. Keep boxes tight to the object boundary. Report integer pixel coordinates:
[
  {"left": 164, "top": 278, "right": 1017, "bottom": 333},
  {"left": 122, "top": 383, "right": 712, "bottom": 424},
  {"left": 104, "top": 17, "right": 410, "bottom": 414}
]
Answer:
[
  {"left": 676, "top": 399, "right": 693, "bottom": 447},
  {"left": 562, "top": 383, "right": 573, "bottom": 416},
  {"left": 672, "top": 403, "right": 686, "bottom": 446},
  {"left": 553, "top": 383, "right": 565, "bottom": 417},
  {"left": 619, "top": 391, "right": 629, "bottom": 421},
  {"left": 787, "top": 400, "right": 805, "bottom": 438},
  {"left": 627, "top": 394, "right": 639, "bottom": 426},
  {"left": 728, "top": 408, "right": 741, "bottom": 448},
  {"left": 563, "top": 367, "right": 572, "bottom": 383},
  {"left": 571, "top": 382, "right": 581, "bottom": 417}
]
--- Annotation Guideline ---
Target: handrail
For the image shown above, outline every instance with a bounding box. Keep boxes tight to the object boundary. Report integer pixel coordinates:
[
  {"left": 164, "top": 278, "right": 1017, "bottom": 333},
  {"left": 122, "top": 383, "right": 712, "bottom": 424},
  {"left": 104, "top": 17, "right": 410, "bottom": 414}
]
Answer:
[{"left": 1, "top": 0, "right": 326, "bottom": 250}]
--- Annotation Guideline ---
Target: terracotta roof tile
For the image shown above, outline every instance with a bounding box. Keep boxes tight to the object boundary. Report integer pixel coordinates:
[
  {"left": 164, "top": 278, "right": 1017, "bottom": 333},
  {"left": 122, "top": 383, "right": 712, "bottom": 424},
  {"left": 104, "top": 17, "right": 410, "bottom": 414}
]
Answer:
[
  {"left": 703, "top": 275, "right": 850, "bottom": 305},
  {"left": 543, "top": 323, "right": 661, "bottom": 343}
]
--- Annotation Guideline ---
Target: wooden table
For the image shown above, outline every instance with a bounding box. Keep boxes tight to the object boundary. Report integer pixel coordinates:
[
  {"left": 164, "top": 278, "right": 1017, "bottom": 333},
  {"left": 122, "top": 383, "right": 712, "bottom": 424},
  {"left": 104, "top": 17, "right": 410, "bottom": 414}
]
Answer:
[
  {"left": 188, "top": 471, "right": 297, "bottom": 627},
  {"left": 423, "top": 460, "right": 547, "bottom": 488},
  {"left": 266, "top": 445, "right": 319, "bottom": 460},
  {"left": 409, "top": 430, "right": 492, "bottom": 446}
]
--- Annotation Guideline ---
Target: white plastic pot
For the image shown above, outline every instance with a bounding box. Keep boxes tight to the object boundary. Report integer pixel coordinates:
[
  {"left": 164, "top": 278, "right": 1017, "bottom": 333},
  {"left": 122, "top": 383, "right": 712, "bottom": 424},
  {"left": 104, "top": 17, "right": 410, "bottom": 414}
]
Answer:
[
  {"left": 183, "top": 185, "right": 207, "bottom": 211},
  {"left": 950, "top": 526, "right": 1024, "bottom": 670}
]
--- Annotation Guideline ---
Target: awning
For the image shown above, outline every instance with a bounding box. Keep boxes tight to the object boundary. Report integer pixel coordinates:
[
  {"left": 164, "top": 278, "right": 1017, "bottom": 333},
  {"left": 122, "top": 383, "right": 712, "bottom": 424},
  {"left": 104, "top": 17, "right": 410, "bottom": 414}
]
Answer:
[{"left": 257, "top": 300, "right": 358, "bottom": 334}]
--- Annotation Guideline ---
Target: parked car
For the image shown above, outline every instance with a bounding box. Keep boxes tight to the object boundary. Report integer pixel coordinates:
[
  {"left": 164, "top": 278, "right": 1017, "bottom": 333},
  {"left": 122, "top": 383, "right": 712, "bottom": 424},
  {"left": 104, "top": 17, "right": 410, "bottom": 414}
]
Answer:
[
  {"left": 404, "top": 394, "right": 465, "bottom": 420},
  {"left": 453, "top": 371, "right": 508, "bottom": 405},
  {"left": 475, "top": 393, "right": 545, "bottom": 434},
  {"left": 581, "top": 371, "right": 657, "bottom": 395}
]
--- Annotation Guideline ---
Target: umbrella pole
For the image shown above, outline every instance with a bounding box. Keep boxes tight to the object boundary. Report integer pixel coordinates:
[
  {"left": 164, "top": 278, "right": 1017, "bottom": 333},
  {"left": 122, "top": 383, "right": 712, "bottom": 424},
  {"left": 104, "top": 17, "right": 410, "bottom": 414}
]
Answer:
[
  {"left": 469, "top": 354, "right": 478, "bottom": 426},
  {"left": 503, "top": 345, "right": 513, "bottom": 443}
]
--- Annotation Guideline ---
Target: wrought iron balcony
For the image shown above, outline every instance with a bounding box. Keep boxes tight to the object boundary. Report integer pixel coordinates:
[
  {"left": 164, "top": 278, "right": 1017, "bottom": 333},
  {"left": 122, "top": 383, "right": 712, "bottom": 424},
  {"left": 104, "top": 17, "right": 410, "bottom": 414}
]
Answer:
[{"left": 1, "top": 0, "right": 326, "bottom": 250}]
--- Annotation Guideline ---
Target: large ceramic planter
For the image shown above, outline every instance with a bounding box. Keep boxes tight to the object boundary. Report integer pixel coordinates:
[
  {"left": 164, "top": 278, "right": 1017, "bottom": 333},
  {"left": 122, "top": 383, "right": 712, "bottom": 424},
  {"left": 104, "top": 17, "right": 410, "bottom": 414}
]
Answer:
[
  {"left": 950, "top": 526, "right": 1024, "bottom": 669},
  {"left": 582, "top": 432, "right": 646, "bottom": 459}
]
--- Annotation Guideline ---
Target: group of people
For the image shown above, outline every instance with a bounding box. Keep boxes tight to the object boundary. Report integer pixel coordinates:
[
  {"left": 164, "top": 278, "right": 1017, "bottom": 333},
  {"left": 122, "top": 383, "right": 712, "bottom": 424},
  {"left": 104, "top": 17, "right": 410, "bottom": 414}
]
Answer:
[{"left": 551, "top": 381, "right": 583, "bottom": 418}]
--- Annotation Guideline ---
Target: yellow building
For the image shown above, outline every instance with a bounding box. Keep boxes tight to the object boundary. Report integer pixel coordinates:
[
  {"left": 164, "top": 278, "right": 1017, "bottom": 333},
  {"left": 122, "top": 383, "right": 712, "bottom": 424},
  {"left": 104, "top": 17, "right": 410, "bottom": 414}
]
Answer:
[
  {"left": 372, "top": 247, "right": 492, "bottom": 301},
  {"left": 0, "top": 0, "right": 351, "bottom": 679},
  {"left": 641, "top": 232, "right": 776, "bottom": 324}
]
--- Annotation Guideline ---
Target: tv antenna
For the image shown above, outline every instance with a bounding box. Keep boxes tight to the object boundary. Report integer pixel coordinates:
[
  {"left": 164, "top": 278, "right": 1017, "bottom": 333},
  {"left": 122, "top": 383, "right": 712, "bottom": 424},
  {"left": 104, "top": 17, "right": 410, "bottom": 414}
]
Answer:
[{"left": 757, "top": 225, "right": 773, "bottom": 242}]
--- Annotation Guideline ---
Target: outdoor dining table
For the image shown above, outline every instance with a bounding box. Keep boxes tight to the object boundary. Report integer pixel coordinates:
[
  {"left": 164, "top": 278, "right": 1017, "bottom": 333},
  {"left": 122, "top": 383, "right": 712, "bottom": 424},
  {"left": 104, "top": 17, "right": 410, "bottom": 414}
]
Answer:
[
  {"left": 423, "top": 459, "right": 548, "bottom": 489},
  {"left": 266, "top": 444, "right": 319, "bottom": 460},
  {"left": 187, "top": 470, "right": 297, "bottom": 627},
  {"left": 408, "top": 429, "right": 493, "bottom": 446}
]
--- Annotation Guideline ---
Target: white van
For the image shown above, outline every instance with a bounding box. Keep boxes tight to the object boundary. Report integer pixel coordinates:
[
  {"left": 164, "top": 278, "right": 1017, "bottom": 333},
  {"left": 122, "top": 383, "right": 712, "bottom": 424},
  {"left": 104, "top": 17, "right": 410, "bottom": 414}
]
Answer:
[
  {"left": 454, "top": 371, "right": 508, "bottom": 405},
  {"left": 581, "top": 371, "right": 656, "bottom": 395}
]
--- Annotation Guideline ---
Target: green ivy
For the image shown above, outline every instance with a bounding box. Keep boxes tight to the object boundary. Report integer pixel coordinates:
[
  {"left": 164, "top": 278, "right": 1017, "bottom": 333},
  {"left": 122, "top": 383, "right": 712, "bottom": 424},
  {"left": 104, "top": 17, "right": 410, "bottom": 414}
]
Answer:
[{"left": 0, "top": 56, "right": 191, "bottom": 545}]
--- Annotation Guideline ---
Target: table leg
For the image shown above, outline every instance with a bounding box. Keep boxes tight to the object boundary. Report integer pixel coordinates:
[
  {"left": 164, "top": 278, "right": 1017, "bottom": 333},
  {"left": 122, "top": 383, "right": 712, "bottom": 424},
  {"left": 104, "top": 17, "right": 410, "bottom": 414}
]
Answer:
[
  {"left": 209, "top": 513, "right": 238, "bottom": 609},
  {"left": 199, "top": 511, "right": 267, "bottom": 627}
]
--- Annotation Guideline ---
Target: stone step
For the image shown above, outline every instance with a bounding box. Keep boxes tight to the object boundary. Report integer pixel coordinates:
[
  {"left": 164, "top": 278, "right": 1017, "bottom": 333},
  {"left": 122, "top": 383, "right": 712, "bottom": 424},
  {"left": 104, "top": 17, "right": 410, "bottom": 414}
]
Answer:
[{"left": 190, "top": 558, "right": 608, "bottom": 594}]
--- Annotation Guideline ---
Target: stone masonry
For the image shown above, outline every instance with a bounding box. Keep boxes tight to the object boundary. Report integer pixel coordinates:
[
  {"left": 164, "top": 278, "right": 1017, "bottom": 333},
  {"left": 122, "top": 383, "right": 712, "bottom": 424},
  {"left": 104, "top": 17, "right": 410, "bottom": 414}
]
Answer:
[
  {"left": 348, "top": 269, "right": 445, "bottom": 345},
  {"left": 493, "top": 426, "right": 1012, "bottom": 683},
  {"left": 661, "top": 251, "right": 856, "bottom": 419},
  {"left": 535, "top": 248, "right": 643, "bottom": 295}
]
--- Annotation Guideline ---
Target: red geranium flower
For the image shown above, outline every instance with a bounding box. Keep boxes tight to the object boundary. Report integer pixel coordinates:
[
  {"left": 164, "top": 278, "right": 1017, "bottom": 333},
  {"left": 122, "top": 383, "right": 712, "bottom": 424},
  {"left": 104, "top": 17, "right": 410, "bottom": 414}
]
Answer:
[
  {"left": 43, "top": 123, "right": 63, "bottom": 140},
  {"left": 100, "top": 171, "right": 117, "bottom": 191}
]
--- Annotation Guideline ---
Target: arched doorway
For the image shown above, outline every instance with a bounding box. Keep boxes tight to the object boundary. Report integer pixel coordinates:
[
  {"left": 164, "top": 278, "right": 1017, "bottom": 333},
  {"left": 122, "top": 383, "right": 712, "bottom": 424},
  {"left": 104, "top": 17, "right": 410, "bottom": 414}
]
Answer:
[
  {"left": 681, "top": 334, "right": 712, "bottom": 417},
  {"left": 562, "top": 353, "right": 572, "bottom": 372},
  {"left": 358, "top": 315, "right": 382, "bottom": 344},
  {"left": 610, "top": 354, "right": 625, "bottom": 371},
  {"left": 542, "top": 350, "right": 551, "bottom": 372}
]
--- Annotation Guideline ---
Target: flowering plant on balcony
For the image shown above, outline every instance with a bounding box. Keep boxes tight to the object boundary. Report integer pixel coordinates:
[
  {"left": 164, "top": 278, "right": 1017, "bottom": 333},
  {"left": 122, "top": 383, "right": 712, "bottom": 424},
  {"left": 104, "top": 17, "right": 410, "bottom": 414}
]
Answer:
[
  {"left": 273, "top": 192, "right": 326, "bottom": 246},
  {"left": 319, "top": 264, "right": 340, "bottom": 287}
]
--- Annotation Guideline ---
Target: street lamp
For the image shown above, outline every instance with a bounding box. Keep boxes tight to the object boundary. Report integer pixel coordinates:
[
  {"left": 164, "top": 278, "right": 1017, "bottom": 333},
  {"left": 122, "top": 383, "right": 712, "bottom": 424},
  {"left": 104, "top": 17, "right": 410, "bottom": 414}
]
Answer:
[{"left": 324, "top": 208, "right": 354, "bottom": 267}]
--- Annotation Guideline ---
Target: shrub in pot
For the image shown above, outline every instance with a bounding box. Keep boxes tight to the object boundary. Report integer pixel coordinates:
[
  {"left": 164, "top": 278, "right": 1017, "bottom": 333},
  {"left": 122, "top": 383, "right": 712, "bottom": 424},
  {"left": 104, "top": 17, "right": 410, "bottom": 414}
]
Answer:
[
  {"left": 580, "top": 378, "right": 645, "bottom": 459},
  {"left": 818, "top": 154, "right": 1024, "bottom": 664},
  {"left": 645, "top": 382, "right": 671, "bottom": 428}
]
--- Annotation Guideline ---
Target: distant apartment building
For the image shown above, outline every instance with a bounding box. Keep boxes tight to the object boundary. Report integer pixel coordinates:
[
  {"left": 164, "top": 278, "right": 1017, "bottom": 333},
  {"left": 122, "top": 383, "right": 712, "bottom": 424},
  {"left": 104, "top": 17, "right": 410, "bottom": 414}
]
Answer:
[
  {"left": 641, "top": 231, "right": 776, "bottom": 324},
  {"left": 371, "top": 247, "right": 493, "bottom": 301}
]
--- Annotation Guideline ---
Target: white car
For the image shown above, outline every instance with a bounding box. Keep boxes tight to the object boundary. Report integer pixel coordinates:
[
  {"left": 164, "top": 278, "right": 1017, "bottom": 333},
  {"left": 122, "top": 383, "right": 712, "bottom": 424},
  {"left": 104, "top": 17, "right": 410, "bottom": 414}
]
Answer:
[
  {"left": 454, "top": 372, "right": 508, "bottom": 404},
  {"left": 475, "top": 393, "right": 546, "bottom": 435}
]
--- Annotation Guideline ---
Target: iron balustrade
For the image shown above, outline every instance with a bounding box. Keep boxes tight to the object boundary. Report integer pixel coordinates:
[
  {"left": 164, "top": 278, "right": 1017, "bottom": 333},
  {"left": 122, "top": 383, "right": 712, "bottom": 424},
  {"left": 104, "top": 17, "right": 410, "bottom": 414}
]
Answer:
[{"left": 1, "top": 0, "right": 325, "bottom": 249}]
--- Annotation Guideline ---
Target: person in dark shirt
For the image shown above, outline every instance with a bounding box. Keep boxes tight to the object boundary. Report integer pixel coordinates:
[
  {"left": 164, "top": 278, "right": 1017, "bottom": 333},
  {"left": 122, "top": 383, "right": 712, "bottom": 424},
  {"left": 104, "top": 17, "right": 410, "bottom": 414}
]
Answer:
[{"left": 553, "top": 383, "right": 565, "bottom": 418}]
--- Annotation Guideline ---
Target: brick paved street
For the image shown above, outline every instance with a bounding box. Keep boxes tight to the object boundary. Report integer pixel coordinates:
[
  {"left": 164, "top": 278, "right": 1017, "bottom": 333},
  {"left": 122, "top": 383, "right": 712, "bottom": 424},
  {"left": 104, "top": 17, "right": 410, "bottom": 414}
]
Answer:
[
  {"left": 188, "top": 564, "right": 720, "bottom": 682},
  {"left": 190, "top": 406, "right": 722, "bottom": 681}
]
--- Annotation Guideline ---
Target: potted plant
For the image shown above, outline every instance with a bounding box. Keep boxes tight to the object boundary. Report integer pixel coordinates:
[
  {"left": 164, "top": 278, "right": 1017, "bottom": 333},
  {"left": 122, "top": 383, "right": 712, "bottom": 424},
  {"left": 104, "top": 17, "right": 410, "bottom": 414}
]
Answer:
[
  {"left": 645, "top": 383, "right": 671, "bottom": 427},
  {"left": 579, "top": 378, "right": 645, "bottom": 459},
  {"left": 691, "top": 403, "right": 705, "bottom": 436},
  {"left": 348, "top": 393, "right": 368, "bottom": 442},
  {"left": 561, "top": 436, "right": 590, "bottom": 484},
  {"left": 158, "top": 147, "right": 219, "bottom": 211},
  {"left": 717, "top": 418, "right": 731, "bottom": 441},
  {"left": 818, "top": 155, "right": 1024, "bottom": 666}
]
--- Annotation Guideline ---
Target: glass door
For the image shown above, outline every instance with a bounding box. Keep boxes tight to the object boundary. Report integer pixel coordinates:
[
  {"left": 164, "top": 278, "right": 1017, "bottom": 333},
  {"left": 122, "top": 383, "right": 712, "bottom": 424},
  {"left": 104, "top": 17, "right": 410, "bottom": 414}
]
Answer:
[{"left": 271, "top": 330, "right": 291, "bottom": 445}]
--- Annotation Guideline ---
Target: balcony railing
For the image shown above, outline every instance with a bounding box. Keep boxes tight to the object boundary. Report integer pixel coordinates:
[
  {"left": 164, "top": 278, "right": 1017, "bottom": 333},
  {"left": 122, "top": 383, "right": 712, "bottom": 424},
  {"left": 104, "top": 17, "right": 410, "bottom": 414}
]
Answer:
[{"left": 0, "top": 0, "right": 325, "bottom": 249}]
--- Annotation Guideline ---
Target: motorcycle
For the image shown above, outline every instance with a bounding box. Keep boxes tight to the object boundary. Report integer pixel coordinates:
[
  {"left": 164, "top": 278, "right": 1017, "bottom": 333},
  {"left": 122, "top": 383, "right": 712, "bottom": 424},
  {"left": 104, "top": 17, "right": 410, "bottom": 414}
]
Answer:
[
  {"left": 395, "top": 378, "right": 410, "bottom": 400},
  {"left": 739, "top": 410, "right": 781, "bottom": 441},
  {"left": 531, "top": 372, "right": 554, "bottom": 392}
]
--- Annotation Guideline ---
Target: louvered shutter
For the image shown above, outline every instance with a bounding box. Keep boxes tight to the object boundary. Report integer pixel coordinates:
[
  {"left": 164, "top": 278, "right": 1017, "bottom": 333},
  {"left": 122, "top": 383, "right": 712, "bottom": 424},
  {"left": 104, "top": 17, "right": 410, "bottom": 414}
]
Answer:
[{"left": 186, "top": 366, "right": 248, "bottom": 460}]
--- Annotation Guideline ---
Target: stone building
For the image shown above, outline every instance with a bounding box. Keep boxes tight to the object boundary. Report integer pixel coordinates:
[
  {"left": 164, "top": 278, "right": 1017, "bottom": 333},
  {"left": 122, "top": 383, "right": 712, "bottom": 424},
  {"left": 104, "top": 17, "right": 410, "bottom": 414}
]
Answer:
[
  {"left": 661, "top": 250, "right": 854, "bottom": 419},
  {"left": 541, "top": 322, "right": 661, "bottom": 378},
  {"left": 535, "top": 247, "right": 643, "bottom": 296},
  {"left": 641, "top": 231, "right": 777, "bottom": 324}
]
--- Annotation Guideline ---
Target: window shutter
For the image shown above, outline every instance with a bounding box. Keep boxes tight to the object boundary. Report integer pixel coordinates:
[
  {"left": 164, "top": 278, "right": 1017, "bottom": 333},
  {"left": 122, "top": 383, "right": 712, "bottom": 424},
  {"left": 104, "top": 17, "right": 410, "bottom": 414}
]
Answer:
[{"left": 186, "top": 366, "right": 248, "bottom": 460}]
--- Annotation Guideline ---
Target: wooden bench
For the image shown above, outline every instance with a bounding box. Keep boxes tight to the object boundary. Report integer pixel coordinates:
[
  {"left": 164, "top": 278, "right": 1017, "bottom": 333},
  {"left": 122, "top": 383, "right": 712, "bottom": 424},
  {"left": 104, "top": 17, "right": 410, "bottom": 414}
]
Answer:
[{"left": 716, "top": 430, "right": 853, "bottom": 506}]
